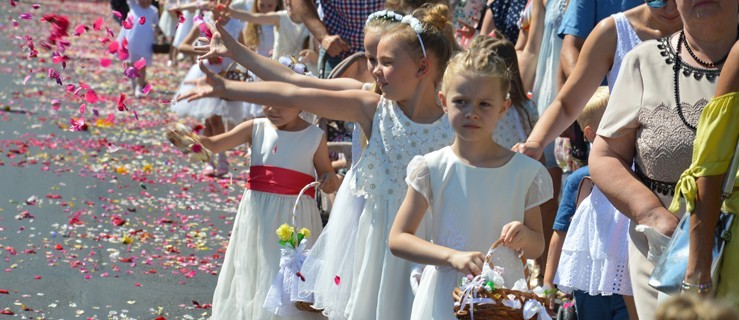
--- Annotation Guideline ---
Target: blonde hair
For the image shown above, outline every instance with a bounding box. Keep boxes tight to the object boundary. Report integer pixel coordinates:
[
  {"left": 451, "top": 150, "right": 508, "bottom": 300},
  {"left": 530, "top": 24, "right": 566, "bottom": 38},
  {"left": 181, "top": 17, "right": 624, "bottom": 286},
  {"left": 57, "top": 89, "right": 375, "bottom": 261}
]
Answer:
[
  {"left": 576, "top": 86, "right": 609, "bottom": 130},
  {"left": 385, "top": 0, "right": 449, "bottom": 13},
  {"left": 384, "top": 3, "right": 460, "bottom": 85},
  {"left": 441, "top": 35, "right": 511, "bottom": 97},
  {"left": 243, "top": 0, "right": 283, "bottom": 50},
  {"left": 655, "top": 294, "right": 739, "bottom": 320}
]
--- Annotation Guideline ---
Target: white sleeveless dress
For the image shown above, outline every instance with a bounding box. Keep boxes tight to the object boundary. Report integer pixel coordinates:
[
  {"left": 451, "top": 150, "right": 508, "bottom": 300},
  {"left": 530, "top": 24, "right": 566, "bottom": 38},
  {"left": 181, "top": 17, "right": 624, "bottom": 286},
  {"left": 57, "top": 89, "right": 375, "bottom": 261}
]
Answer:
[
  {"left": 210, "top": 119, "right": 325, "bottom": 319},
  {"left": 170, "top": 17, "right": 247, "bottom": 122},
  {"left": 299, "top": 97, "right": 454, "bottom": 319},
  {"left": 408, "top": 147, "right": 553, "bottom": 319},
  {"left": 555, "top": 12, "right": 643, "bottom": 297}
]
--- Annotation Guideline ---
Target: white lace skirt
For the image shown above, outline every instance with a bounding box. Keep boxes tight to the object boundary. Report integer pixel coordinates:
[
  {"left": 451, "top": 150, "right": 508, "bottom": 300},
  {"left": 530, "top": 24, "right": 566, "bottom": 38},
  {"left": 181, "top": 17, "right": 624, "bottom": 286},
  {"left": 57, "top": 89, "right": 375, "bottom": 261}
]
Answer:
[
  {"left": 556, "top": 186, "right": 632, "bottom": 296},
  {"left": 298, "top": 168, "right": 365, "bottom": 319},
  {"left": 170, "top": 64, "right": 246, "bottom": 122},
  {"left": 210, "top": 189, "right": 325, "bottom": 320}
]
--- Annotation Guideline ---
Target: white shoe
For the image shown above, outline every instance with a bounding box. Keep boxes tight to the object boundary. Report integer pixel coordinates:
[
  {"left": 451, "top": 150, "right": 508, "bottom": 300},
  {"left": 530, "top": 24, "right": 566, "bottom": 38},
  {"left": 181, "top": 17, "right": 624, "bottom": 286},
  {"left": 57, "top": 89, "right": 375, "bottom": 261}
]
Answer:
[{"left": 134, "top": 85, "right": 144, "bottom": 98}]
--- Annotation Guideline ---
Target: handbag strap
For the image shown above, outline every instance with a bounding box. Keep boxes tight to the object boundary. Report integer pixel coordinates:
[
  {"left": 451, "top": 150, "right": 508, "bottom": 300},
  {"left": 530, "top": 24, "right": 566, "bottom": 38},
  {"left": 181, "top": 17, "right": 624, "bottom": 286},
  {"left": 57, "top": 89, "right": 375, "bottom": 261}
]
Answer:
[{"left": 722, "top": 137, "right": 739, "bottom": 201}]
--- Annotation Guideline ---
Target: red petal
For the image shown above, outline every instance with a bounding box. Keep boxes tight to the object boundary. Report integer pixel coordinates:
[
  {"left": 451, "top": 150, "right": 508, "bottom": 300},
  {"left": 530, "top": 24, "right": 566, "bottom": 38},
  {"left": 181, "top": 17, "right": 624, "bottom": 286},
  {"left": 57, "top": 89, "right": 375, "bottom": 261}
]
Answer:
[
  {"left": 93, "top": 17, "right": 104, "bottom": 31},
  {"left": 334, "top": 275, "right": 341, "bottom": 285},
  {"left": 133, "top": 57, "right": 146, "bottom": 70},
  {"left": 139, "top": 16, "right": 146, "bottom": 25},
  {"left": 99, "top": 58, "right": 112, "bottom": 67}
]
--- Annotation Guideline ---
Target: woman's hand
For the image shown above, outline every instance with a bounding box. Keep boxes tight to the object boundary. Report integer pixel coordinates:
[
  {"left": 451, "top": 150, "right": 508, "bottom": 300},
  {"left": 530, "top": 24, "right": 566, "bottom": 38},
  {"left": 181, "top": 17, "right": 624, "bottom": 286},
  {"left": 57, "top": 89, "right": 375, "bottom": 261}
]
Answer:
[
  {"left": 177, "top": 62, "right": 228, "bottom": 102},
  {"left": 512, "top": 141, "right": 544, "bottom": 160},
  {"left": 194, "top": 22, "right": 238, "bottom": 60},
  {"left": 448, "top": 250, "right": 485, "bottom": 276}
]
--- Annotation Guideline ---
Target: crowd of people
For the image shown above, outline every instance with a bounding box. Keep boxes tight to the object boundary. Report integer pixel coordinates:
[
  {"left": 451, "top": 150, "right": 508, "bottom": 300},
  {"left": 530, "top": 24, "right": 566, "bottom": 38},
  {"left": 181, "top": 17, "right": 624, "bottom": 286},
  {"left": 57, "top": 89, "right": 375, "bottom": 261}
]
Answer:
[{"left": 113, "top": 0, "right": 738, "bottom": 319}]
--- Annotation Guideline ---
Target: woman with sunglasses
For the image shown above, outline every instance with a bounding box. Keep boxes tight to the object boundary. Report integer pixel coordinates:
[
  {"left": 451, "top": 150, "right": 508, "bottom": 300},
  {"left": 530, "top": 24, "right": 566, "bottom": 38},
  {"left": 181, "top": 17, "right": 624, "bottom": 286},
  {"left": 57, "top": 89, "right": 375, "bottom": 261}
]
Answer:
[{"left": 588, "top": 0, "right": 737, "bottom": 318}]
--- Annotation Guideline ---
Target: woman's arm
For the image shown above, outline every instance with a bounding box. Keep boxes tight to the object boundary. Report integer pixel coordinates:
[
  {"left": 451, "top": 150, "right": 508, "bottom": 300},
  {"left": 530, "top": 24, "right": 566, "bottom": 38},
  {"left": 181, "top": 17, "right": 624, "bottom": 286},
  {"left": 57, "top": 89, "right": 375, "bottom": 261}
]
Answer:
[
  {"left": 196, "top": 23, "right": 365, "bottom": 91},
  {"left": 199, "top": 119, "right": 254, "bottom": 154},
  {"left": 313, "top": 133, "right": 339, "bottom": 194},
  {"left": 478, "top": 0, "right": 496, "bottom": 36},
  {"left": 684, "top": 41, "right": 739, "bottom": 287},
  {"left": 515, "top": 18, "right": 616, "bottom": 159},
  {"left": 389, "top": 186, "right": 486, "bottom": 275},
  {"left": 227, "top": 7, "right": 281, "bottom": 26},
  {"left": 518, "top": 0, "right": 545, "bottom": 93},
  {"left": 589, "top": 133, "right": 679, "bottom": 236}
]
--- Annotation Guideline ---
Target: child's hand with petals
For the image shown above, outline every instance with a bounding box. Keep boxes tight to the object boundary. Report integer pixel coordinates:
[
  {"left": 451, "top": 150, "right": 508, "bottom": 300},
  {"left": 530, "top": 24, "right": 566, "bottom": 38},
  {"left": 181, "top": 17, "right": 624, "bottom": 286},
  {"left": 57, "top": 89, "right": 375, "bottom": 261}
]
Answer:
[
  {"left": 448, "top": 250, "right": 485, "bottom": 276},
  {"left": 178, "top": 62, "right": 228, "bottom": 102},
  {"left": 194, "top": 22, "right": 238, "bottom": 60}
]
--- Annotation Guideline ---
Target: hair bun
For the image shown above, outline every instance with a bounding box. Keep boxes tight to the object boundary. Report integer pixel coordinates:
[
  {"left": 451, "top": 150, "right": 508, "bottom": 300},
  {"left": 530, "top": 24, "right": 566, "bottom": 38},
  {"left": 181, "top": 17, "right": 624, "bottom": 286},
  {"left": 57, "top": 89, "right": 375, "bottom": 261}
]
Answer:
[{"left": 418, "top": 3, "right": 451, "bottom": 32}]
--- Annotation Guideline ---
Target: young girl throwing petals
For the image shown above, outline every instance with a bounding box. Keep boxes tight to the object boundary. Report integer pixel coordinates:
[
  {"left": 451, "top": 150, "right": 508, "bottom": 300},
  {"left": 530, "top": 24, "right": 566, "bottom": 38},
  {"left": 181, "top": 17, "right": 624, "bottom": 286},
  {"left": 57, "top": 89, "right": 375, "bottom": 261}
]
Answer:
[
  {"left": 179, "top": 5, "right": 459, "bottom": 319},
  {"left": 185, "top": 104, "right": 338, "bottom": 319},
  {"left": 388, "top": 35, "right": 553, "bottom": 320}
]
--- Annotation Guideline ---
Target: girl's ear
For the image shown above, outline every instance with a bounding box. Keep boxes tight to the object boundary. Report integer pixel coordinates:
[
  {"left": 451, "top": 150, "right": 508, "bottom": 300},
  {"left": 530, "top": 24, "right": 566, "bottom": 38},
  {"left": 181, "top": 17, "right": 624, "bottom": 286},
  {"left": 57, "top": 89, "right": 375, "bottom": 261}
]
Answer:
[
  {"left": 438, "top": 91, "right": 448, "bottom": 112},
  {"left": 498, "top": 98, "right": 511, "bottom": 117},
  {"left": 416, "top": 57, "right": 431, "bottom": 78}
]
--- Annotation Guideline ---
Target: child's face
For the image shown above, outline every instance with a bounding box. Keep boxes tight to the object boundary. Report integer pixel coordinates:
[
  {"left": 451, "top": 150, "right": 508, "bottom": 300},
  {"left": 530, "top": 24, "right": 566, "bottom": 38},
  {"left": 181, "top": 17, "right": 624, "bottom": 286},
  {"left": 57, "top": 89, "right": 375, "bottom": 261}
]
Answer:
[
  {"left": 363, "top": 29, "right": 382, "bottom": 88},
  {"left": 373, "top": 35, "right": 424, "bottom": 100},
  {"left": 440, "top": 74, "right": 510, "bottom": 142},
  {"left": 262, "top": 105, "right": 301, "bottom": 128},
  {"left": 258, "top": 0, "right": 278, "bottom": 13}
]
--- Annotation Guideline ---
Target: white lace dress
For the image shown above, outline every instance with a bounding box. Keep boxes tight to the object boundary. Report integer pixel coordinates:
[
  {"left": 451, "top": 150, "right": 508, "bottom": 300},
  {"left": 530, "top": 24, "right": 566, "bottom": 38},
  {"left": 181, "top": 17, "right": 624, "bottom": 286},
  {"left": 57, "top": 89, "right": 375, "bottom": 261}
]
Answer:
[
  {"left": 407, "top": 147, "right": 553, "bottom": 319},
  {"left": 556, "top": 185, "right": 632, "bottom": 296},
  {"left": 298, "top": 97, "right": 454, "bottom": 319}
]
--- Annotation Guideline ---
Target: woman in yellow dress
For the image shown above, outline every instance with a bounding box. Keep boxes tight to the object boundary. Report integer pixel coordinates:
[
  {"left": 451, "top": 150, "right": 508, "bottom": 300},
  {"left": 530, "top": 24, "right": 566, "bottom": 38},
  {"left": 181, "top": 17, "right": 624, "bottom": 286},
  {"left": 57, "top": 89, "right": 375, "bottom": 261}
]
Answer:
[{"left": 671, "top": 40, "right": 739, "bottom": 305}]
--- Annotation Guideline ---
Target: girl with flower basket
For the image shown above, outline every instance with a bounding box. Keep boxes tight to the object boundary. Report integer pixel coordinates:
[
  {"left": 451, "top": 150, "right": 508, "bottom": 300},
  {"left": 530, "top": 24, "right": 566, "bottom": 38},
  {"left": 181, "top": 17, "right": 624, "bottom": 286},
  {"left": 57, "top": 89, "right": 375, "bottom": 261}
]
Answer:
[
  {"left": 167, "top": 102, "right": 338, "bottom": 319},
  {"left": 388, "top": 35, "right": 553, "bottom": 320}
]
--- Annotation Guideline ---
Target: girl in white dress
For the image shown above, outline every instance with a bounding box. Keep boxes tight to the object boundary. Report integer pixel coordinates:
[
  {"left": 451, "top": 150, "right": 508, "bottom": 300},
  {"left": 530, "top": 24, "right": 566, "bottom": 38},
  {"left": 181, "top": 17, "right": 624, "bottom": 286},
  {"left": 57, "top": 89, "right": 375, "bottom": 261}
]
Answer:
[
  {"left": 192, "top": 105, "right": 339, "bottom": 319},
  {"left": 117, "top": 0, "right": 159, "bottom": 96},
  {"left": 388, "top": 35, "right": 553, "bottom": 320},
  {"left": 171, "top": 11, "right": 246, "bottom": 177},
  {"left": 177, "top": 5, "right": 459, "bottom": 319}
]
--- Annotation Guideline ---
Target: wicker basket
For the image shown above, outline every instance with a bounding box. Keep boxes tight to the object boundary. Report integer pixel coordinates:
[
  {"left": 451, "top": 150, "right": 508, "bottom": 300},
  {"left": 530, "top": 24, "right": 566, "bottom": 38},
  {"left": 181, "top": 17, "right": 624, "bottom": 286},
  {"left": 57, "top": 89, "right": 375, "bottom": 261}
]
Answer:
[
  {"left": 294, "top": 301, "right": 322, "bottom": 313},
  {"left": 453, "top": 239, "right": 548, "bottom": 320}
]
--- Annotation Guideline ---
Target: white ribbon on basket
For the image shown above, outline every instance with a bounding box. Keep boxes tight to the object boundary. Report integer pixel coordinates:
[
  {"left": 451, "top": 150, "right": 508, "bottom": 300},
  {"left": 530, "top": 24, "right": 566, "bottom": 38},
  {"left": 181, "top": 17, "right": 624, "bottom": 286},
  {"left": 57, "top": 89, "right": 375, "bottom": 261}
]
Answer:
[
  {"left": 457, "top": 274, "right": 487, "bottom": 320},
  {"left": 263, "top": 181, "right": 322, "bottom": 315},
  {"left": 523, "top": 300, "right": 552, "bottom": 320}
]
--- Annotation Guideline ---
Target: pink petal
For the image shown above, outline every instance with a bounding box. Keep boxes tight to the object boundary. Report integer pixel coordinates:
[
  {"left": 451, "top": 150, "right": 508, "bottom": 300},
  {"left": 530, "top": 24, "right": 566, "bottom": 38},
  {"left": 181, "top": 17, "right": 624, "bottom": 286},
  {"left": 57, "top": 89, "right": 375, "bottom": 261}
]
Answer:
[
  {"left": 107, "top": 41, "right": 119, "bottom": 54},
  {"left": 51, "top": 99, "right": 61, "bottom": 111},
  {"left": 66, "top": 84, "right": 76, "bottom": 92},
  {"left": 52, "top": 55, "right": 64, "bottom": 64},
  {"left": 93, "top": 17, "right": 104, "bottom": 31},
  {"left": 32, "top": 3, "right": 40, "bottom": 9},
  {"left": 139, "top": 16, "right": 146, "bottom": 25},
  {"left": 23, "top": 75, "right": 31, "bottom": 85},
  {"left": 133, "top": 57, "right": 146, "bottom": 70},
  {"left": 112, "top": 10, "right": 122, "bottom": 19},
  {"left": 74, "top": 24, "right": 87, "bottom": 36},
  {"left": 78, "top": 103, "right": 86, "bottom": 114},
  {"left": 141, "top": 84, "right": 151, "bottom": 94},
  {"left": 99, "top": 58, "right": 112, "bottom": 67},
  {"left": 85, "top": 90, "right": 98, "bottom": 104},
  {"left": 105, "top": 113, "right": 115, "bottom": 124},
  {"left": 334, "top": 276, "right": 341, "bottom": 285},
  {"left": 19, "top": 13, "right": 32, "bottom": 20}
]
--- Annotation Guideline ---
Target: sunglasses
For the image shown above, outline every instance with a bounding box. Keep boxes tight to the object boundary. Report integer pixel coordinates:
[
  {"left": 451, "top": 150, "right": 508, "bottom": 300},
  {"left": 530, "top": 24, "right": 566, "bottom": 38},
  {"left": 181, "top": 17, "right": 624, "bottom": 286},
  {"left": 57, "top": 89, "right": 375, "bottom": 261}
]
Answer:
[{"left": 645, "top": 0, "right": 667, "bottom": 8}]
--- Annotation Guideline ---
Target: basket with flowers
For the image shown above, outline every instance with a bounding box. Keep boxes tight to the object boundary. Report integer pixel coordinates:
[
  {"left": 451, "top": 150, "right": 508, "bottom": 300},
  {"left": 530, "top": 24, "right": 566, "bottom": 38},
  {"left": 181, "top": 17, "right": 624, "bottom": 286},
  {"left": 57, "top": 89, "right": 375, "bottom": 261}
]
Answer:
[
  {"left": 164, "top": 122, "right": 213, "bottom": 163},
  {"left": 263, "top": 182, "right": 323, "bottom": 315},
  {"left": 453, "top": 239, "right": 551, "bottom": 320}
]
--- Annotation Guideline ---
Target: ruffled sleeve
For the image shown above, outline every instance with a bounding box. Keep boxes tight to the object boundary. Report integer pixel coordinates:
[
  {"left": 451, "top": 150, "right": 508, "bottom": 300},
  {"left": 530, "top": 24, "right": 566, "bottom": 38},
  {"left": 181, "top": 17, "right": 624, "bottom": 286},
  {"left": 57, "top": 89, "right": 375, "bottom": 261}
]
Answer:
[
  {"left": 525, "top": 165, "right": 554, "bottom": 210},
  {"left": 405, "top": 155, "right": 432, "bottom": 203},
  {"left": 670, "top": 92, "right": 739, "bottom": 214}
]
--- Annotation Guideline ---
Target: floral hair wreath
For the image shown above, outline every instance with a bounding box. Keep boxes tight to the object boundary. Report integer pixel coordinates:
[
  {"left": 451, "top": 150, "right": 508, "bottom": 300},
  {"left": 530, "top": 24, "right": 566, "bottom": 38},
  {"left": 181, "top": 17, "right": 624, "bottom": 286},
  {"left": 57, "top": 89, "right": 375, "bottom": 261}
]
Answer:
[
  {"left": 401, "top": 15, "right": 427, "bottom": 58},
  {"left": 365, "top": 10, "right": 404, "bottom": 26}
]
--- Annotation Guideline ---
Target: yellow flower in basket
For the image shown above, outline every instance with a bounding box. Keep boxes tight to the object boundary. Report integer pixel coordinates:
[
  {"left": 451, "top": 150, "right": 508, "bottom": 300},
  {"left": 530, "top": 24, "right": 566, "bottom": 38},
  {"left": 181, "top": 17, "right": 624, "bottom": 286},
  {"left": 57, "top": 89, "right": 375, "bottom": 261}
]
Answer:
[
  {"left": 276, "top": 224, "right": 310, "bottom": 249},
  {"left": 276, "top": 224, "right": 295, "bottom": 242}
]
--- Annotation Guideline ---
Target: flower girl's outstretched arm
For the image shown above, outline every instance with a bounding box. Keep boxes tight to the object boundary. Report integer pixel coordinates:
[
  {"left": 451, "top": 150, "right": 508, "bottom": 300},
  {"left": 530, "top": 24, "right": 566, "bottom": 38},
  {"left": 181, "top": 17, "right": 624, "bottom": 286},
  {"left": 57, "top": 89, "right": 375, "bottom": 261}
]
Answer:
[
  {"left": 194, "top": 22, "right": 364, "bottom": 91},
  {"left": 178, "top": 62, "right": 378, "bottom": 130},
  {"left": 198, "top": 119, "right": 255, "bottom": 155},
  {"left": 224, "top": 6, "right": 281, "bottom": 25},
  {"left": 389, "top": 187, "right": 486, "bottom": 276},
  {"left": 500, "top": 207, "right": 545, "bottom": 260}
]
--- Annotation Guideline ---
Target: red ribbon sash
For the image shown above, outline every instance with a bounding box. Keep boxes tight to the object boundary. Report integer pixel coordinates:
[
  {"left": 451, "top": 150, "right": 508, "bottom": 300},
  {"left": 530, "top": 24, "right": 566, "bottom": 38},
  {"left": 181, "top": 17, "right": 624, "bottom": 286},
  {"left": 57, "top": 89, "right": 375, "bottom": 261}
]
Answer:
[{"left": 246, "top": 166, "right": 316, "bottom": 198}]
